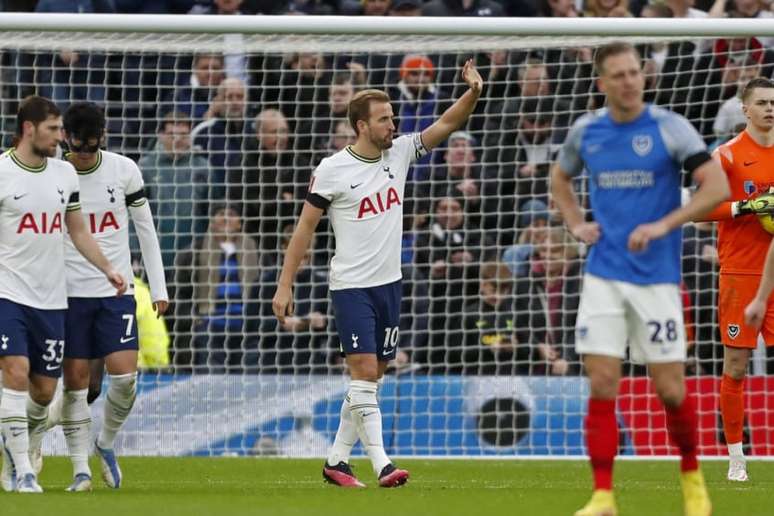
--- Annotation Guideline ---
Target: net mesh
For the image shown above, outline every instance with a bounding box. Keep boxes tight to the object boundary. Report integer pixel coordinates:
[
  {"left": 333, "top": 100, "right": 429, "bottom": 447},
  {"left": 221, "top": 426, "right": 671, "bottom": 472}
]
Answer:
[{"left": 2, "top": 25, "right": 772, "bottom": 457}]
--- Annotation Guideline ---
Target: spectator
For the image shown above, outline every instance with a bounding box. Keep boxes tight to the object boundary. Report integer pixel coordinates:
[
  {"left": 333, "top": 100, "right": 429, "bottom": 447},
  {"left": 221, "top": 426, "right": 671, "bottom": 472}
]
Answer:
[
  {"left": 390, "top": 0, "right": 422, "bottom": 15},
  {"left": 538, "top": 0, "right": 578, "bottom": 16},
  {"left": 279, "top": 52, "right": 331, "bottom": 154},
  {"left": 174, "top": 205, "right": 260, "bottom": 373},
  {"left": 486, "top": 96, "right": 559, "bottom": 246},
  {"left": 327, "top": 119, "right": 357, "bottom": 155},
  {"left": 714, "top": 58, "right": 761, "bottom": 140},
  {"left": 247, "top": 226, "right": 329, "bottom": 373},
  {"left": 583, "top": 0, "right": 632, "bottom": 17},
  {"left": 34, "top": 0, "right": 114, "bottom": 107},
  {"left": 418, "top": 130, "right": 490, "bottom": 227},
  {"left": 391, "top": 54, "right": 446, "bottom": 180},
  {"left": 422, "top": 0, "right": 505, "bottom": 16},
  {"left": 502, "top": 198, "right": 551, "bottom": 277},
  {"left": 115, "top": 0, "right": 196, "bottom": 13},
  {"left": 709, "top": 0, "right": 774, "bottom": 48},
  {"left": 166, "top": 53, "right": 225, "bottom": 125},
  {"left": 482, "top": 59, "right": 571, "bottom": 166},
  {"left": 191, "top": 77, "right": 252, "bottom": 200},
  {"left": 450, "top": 261, "right": 527, "bottom": 375},
  {"left": 189, "top": 0, "right": 249, "bottom": 83},
  {"left": 139, "top": 111, "right": 210, "bottom": 269},
  {"left": 311, "top": 73, "right": 356, "bottom": 152},
  {"left": 416, "top": 196, "right": 496, "bottom": 370},
  {"left": 514, "top": 225, "right": 581, "bottom": 376},
  {"left": 231, "top": 108, "right": 307, "bottom": 260}
]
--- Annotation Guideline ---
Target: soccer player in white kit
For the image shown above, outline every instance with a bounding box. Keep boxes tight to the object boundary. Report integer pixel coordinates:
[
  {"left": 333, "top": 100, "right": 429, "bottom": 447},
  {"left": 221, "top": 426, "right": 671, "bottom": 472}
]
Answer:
[
  {"left": 0, "top": 96, "right": 126, "bottom": 493},
  {"left": 273, "top": 60, "right": 482, "bottom": 488},
  {"left": 26, "top": 102, "right": 168, "bottom": 492}
]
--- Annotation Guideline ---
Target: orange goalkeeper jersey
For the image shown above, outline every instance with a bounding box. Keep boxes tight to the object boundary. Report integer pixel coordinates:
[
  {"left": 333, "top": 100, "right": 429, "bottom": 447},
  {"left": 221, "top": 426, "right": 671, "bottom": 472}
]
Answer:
[{"left": 707, "top": 130, "right": 774, "bottom": 274}]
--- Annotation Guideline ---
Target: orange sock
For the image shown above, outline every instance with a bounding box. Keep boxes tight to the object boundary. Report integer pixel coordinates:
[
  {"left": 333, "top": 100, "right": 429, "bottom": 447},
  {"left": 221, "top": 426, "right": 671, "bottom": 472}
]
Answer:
[{"left": 720, "top": 374, "right": 745, "bottom": 445}]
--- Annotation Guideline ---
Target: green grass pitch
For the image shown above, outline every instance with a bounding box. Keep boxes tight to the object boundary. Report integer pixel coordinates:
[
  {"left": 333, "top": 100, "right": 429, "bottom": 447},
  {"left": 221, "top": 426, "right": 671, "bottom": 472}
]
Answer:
[{"left": 2, "top": 458, "right": 772, "bottom": 515}]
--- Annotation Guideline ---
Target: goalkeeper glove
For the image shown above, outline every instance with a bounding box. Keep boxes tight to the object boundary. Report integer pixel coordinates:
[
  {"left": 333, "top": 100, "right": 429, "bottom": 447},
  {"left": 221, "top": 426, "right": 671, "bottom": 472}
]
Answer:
[{"left": 736, "top": 192, "right": 774, "bottom": 216}]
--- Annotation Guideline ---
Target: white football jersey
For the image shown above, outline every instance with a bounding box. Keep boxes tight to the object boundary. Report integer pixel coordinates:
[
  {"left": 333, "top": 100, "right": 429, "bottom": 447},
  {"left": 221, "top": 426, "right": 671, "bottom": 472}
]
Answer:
[
  {"left": 64, "top": 151, "right": 144, "bottom": 297},
  {"left": 0, "top": 149, "right": 80, "bottom": 309},
  {"left": 309, "top": 133, "right": 427, "bottom": 290}
]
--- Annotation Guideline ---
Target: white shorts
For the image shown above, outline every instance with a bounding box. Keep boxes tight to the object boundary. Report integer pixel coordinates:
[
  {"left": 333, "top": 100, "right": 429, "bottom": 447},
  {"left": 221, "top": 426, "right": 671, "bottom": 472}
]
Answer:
[{"left": 575, "top": 274, "right": 686, "bottom": 364}]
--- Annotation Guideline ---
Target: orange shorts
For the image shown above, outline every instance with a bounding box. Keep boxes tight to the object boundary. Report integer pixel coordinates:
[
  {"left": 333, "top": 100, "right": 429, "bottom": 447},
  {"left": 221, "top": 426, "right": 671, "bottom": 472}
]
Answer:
[{"left": 719, "top": 273, "right": 774, "bottom": 347}]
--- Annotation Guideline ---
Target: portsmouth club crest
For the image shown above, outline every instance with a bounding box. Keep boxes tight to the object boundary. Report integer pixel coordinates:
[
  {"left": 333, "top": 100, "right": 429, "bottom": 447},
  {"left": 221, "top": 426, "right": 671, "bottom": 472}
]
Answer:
[
  {"left": 632, "top": 134, "right": 653, "bottom": 157},
  {"left": 727, "top": 324, "right": 740, "bottom": 340}
]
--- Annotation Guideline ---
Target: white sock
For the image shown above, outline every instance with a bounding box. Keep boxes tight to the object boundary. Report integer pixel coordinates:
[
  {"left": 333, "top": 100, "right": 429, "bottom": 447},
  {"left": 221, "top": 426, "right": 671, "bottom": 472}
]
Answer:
[
  {"left": 0, "top": 388, "right": 33, "bottom": 476},
  {"left": 728, "top": 442, "right": 744, "bottom": 459},
  {"left": 62, "top": 389, "right": 91, "bottom": 477},
  {"left": 348, "top": 380, "right": 390, "bottom": 476},
  {"left": 45, "top": 387, "right": 64, "bottom": 430},
  {"left": 326, "top": 393, "right": 359, "bottom": 466},
  {"left": 98, "top": 372, "right": 137, "bottom": 450},
  {"left": 25, "top": 397, "right": 48, "bottom": 456}
]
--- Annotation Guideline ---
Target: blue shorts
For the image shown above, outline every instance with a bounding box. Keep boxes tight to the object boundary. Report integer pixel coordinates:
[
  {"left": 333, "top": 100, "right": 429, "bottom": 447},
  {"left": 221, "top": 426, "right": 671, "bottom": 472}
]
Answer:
[
  {"left": 65, "top": 296, "right": 138, "bottom": 360},
  {"left": 0, "top": 298, "right": 66, "bottom": 378},
  {"left": 330, "top": 280, "right": 401, "bottom": 361}
]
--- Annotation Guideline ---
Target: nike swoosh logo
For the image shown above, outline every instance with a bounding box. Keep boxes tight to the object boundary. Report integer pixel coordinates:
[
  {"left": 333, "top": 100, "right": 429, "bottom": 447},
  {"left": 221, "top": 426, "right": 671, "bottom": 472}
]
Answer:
[
  {"left": 11, "top": 431, "right": 24, "bottom": 438},
  {"left": 120, "top": 336, "right": 136, "bottom": 344},
  {"left": 382, "top": 349, "right": 393, "bottom": 356},
  {"left": 46, "top": 364, "right": 60, "bottom": 371},
  {"left": 744, "top": 161, "right": 758, "bottom": 166},
  {"left": 350, "top": 183, "right": 363, "bottom": 189},
  {"left": 13, "top": 194, "right": 27, "bottom": 200}
]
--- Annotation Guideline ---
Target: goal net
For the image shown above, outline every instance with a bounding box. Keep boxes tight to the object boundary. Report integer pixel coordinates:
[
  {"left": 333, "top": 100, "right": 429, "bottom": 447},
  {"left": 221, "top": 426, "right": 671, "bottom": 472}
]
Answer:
[{"left": 1, "top": 14, "right": 773, "bottom": 457}]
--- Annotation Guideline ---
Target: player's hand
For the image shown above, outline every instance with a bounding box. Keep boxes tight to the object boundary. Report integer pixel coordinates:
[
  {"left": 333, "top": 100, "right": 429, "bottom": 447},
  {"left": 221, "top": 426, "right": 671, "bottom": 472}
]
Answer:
[
  {"left": 570, "top": 222, "right": 601, "bottom": 246},
  {"left": 738, "top": 192, "right": 774, "bottom": 216},
  {"left": 461, "top": 59, "right": 483, "bottom": 95},
  {"left": 153, "top": 300, "right": 169, "bottom": 317},
  {"left": 628, "top": 220, "right": 670, "bottom": 253},
  {"left": 744, "top": 297, "right": 767, "bottom": 330},
  {"left": 105, "top": 270, "right": 127, "bottom": 296},
  {"left": 272, "top": 284, "right": 294, "bottom": 325}
]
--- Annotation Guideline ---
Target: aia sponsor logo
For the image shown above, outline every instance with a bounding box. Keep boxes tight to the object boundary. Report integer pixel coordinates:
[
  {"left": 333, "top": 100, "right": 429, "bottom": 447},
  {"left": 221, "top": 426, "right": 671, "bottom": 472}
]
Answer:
[
  {"left": 357, "top": 187, "right": 401, "bottom": 219},
  {"left": 88, "top": 212, "right": 120, "bottom": 233},
  {"left": 743, "top": 180, "right": 774, "bottom": 197},
  {"left": 17, "top": 212, "right": 63, "bottom": 233}
]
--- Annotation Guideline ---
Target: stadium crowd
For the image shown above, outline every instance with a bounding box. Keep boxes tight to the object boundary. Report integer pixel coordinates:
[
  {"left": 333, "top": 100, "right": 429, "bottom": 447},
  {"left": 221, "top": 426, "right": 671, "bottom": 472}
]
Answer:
[{"left": 1, "top": 0, "right": 774, "bottom": 376}]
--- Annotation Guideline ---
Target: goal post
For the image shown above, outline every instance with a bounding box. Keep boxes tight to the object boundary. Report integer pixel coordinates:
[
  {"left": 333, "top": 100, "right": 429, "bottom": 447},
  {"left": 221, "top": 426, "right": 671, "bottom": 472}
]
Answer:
[{"left": 1, "top": 14, "right": 773, "bottom": 458}]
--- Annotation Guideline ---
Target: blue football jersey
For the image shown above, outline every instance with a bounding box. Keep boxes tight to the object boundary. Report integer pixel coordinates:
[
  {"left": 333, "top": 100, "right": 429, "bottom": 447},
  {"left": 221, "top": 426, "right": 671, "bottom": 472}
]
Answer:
[{"left": 558, "top": 104, "right": 707, "bottom": 285}]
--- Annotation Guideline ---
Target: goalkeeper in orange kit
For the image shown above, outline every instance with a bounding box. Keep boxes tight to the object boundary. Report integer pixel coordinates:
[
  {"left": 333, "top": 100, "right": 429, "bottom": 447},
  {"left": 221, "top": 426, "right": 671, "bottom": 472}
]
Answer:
[{"left": 699, "top": 77, "right": 774, "bottom": 482}]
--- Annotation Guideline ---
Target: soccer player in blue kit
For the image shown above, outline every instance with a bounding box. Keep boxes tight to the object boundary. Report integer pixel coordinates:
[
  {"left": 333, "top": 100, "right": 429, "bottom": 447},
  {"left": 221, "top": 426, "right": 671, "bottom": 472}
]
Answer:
[
  {"left": 551, "top": 42, "right": 730, "bottom": 516},
  {"left": 273, "top": 60, "right": 482, "bottom": 488}
]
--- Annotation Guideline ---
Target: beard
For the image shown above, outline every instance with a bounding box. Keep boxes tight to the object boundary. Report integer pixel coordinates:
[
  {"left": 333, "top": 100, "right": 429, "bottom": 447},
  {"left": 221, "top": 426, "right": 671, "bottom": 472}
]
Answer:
[
  {"left": 371, "top": 133, "right": 393, "bottom": 150},
  {"left": 31, "top": 142, "right": 55, "bottom": 158}
]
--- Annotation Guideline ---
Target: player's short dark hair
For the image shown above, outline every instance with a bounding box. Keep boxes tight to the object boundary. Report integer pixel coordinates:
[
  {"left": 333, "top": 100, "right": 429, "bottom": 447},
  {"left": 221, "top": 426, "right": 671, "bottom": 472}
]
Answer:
[
  {"left": 63, "top": 102, "right": 105, "bottom": 141},
  {"left": 16, "top": 95, "right": 60, "bottom": 136},
  {"left": 348, "top": 89, "right": 391, "bottom": 136},
  {"left": 593, "top": 41, "right": 640, "bottom": 75},
  {"left": 741, "top": 77, "right": 774, "bottom": 103}
]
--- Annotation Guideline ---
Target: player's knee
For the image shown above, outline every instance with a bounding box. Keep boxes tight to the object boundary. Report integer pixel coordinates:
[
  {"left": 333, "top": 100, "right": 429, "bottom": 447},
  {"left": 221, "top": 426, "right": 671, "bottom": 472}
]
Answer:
[
  {"left": 0, "top": 360, "right": 30, "bottom": 390},
  {"left": 588, "top": 371, "right": 619, "bottom": 399},
  {"left": 655, "top": 382, "right": 685, "bottom": 409},
  {"left": 723, "top": 354, "right": 748, "bottom": 380},
  {"left": 109, "top": 372, "right": 137, "bottom": 401},
  {"left": 63, "top": 362, "right": 90, "bottom": 390}
]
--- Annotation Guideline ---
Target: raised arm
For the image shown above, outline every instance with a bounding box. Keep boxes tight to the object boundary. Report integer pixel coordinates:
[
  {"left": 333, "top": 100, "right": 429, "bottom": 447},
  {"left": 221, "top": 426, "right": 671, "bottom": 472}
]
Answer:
[
  {"left": 272, "top": 202, "right": 324, "bottom": 324},
  {"left": 420, "top": 59, "right": 483, "bottom": 151},
  {"left": 65, "top": 209, "right": 127, "bottom": 295}
]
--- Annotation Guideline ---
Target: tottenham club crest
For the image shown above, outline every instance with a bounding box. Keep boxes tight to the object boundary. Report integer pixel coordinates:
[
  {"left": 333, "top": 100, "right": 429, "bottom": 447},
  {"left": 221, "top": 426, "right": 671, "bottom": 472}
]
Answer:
[
  {"left": 632, "top": 134, "right": 653, "bottom": 157},
  {"left": 727, "top": 324, "right": 740, "bottom": 340}
]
